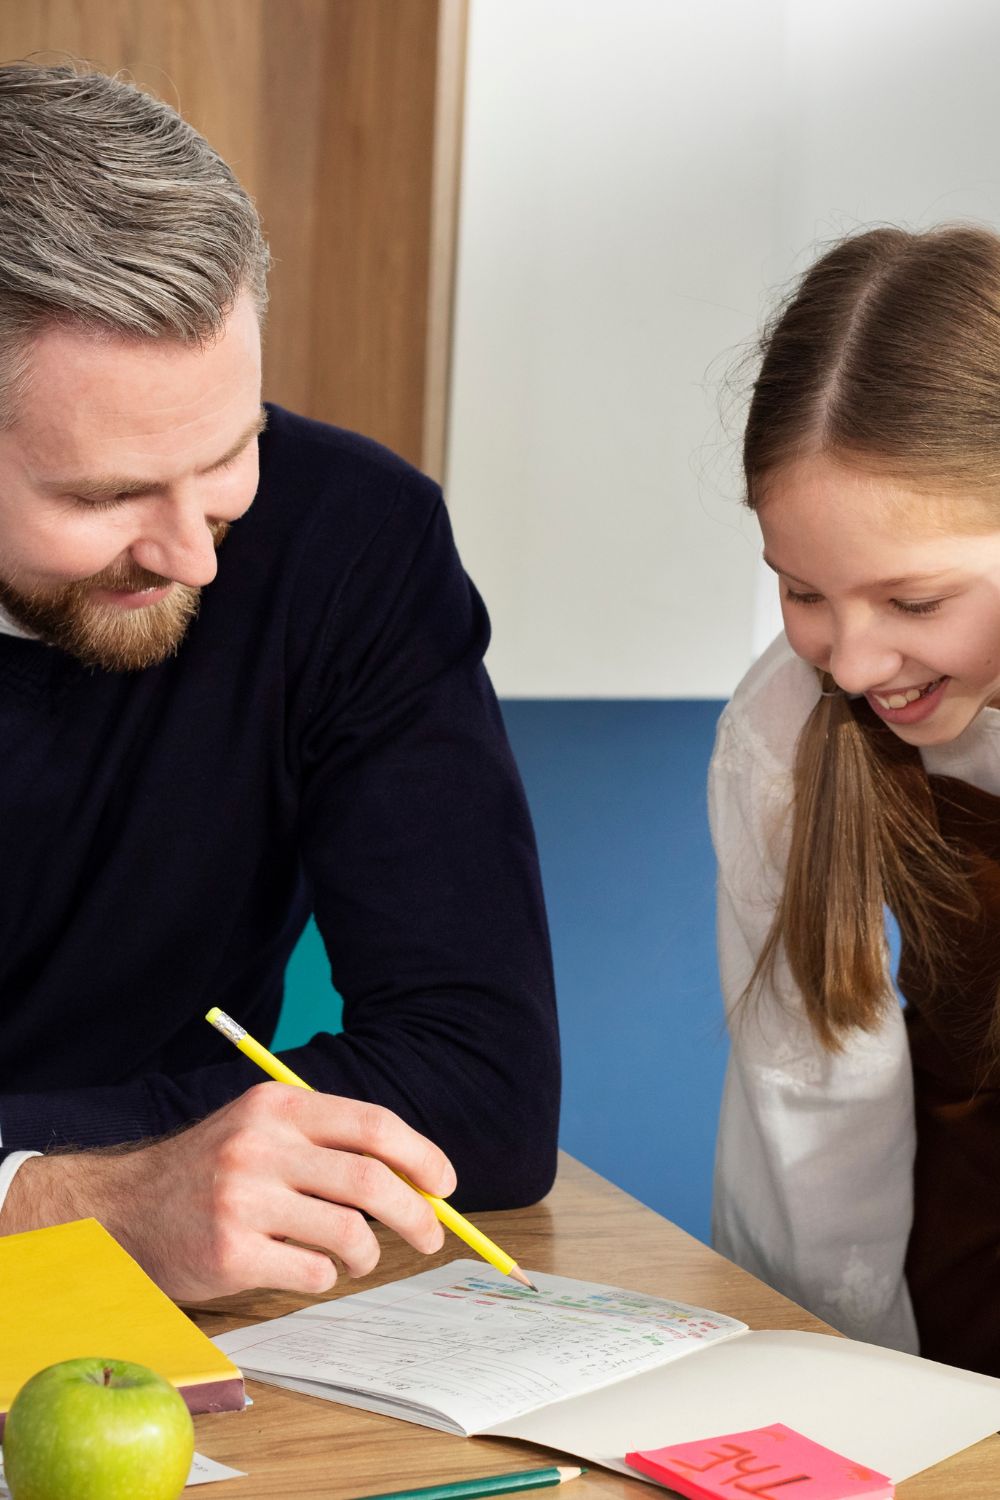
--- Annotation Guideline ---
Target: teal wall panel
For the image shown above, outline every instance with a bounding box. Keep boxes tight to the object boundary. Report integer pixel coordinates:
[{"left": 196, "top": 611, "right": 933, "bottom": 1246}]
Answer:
[{"left": 272, "top": 914, "right": 342, "bottom": 1050}]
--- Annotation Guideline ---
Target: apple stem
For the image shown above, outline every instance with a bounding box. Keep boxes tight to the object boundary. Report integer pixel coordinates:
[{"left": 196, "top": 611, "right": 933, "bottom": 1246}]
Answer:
[{"left": 103, "top": 1366, "right": 113, "bottom": 1386}]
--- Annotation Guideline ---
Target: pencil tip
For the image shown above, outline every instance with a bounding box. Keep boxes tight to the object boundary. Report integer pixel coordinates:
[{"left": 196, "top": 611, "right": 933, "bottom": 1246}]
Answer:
[
  {"left": 557, "top": 1466, "right": 585, "bottom": 1482},
  {"left": 509, "top": 1265, "right": 540, "bottom": 1292}
]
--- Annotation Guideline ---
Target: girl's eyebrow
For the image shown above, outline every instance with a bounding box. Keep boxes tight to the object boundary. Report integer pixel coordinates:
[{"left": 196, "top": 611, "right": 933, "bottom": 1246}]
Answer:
[
  {"left": 762, "top": 555, "right": 814, "bottom": 587},
  {"left": 762, "top": 554, "right": 954, "bottom": 591}
]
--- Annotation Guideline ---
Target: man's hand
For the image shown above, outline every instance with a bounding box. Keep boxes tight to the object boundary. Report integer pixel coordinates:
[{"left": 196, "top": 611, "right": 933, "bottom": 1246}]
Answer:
[{"left": 0, "top": 1083, "right": 457, "bottom": 1301}]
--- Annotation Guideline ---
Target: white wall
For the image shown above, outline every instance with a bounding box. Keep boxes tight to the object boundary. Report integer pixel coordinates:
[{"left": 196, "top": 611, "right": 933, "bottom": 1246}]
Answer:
[
  {"left": 447, "top": 0, "right": 1000, "bottom": 698},
  {"left": 781, "top": 0, "right": 1000, "bottom": 250}
]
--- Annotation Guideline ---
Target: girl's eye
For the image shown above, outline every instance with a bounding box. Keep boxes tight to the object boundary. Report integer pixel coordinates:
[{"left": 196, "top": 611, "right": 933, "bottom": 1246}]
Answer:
[
  {"left": 783, "top": 586, "right": 945, "bottom": 617},
  {"left": 892, "top": 598, "right": 943, "bottom": 616},
  {"left": 784, "top": 587, "right": 823, "bottom": 606}
]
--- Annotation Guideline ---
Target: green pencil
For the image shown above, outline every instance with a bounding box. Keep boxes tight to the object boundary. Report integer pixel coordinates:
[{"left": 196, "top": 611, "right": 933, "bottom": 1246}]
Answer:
[{"left": 348, "top": 1464, "right": 585, "bottom": 1500}]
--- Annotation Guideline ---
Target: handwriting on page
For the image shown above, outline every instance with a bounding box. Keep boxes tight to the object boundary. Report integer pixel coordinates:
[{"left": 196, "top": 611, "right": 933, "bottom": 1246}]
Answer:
[
  {"left": 226, "top": 1265, "right": 745, "bottom": 1434},
  {"left": 626, "top": 1423, "right": 894, "bottom": 1499}
]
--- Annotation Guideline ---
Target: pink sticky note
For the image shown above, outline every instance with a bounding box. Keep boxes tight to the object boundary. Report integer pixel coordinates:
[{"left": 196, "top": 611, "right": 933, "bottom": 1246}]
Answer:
[{"left": 625, "top": 1423, "right": 894, "bottom": 1499}]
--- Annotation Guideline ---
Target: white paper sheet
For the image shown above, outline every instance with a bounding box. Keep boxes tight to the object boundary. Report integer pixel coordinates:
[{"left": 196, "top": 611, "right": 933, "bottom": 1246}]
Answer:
[
  {"left": 186, "top": 1452, "right": 246, "bottom": 1485},
  {"left": 0, "top": 1448, "right": 244, "bottom": 1492}
]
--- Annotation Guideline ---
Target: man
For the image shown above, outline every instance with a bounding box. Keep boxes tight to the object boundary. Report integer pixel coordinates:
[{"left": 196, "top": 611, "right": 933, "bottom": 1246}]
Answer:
[{"left": 0, "top": 64, "right": 560, "bottom": 1300}]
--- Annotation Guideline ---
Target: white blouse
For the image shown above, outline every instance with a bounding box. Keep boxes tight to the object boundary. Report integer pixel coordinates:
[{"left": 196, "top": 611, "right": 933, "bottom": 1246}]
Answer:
[{"left": 709, "top": 633, "right": 1000, "bottom": 1353}]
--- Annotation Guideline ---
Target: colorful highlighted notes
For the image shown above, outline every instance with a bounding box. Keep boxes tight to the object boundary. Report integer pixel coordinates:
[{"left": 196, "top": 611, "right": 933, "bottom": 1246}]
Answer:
[{"left": 626, "top": 1424, "right": 893, "bottom": 1499}]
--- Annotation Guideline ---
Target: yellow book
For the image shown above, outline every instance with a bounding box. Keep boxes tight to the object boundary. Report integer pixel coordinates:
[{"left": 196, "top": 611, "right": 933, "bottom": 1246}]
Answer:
[{"left": 0, "top": 1218, "right": 244, "bottom": 1433}]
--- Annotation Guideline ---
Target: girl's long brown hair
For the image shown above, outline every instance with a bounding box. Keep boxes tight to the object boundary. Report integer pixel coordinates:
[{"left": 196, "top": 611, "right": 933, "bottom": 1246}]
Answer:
[{"left": 744, "top": 226, "right": 1000, "bottom": 1049}]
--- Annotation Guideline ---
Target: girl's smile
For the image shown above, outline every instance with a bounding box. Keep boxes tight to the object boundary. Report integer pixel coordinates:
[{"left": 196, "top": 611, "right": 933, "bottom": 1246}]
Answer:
[{"left": 865, "top": 673, "right": 948, "bottom": 724}]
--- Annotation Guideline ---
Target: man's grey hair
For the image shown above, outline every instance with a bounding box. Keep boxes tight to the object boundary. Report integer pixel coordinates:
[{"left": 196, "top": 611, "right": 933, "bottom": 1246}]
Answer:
[{"left": 0, "top": 61, "right": 269, "bottom": 423}]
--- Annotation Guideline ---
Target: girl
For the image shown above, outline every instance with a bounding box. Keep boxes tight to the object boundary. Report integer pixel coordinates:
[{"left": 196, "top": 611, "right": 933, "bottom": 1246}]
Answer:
[{"left": 711, "top": 225, "right": 1000, "bottom": 1377}]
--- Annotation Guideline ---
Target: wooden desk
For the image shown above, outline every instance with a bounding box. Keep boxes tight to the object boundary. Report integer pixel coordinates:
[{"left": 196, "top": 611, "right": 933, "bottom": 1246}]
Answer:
[{"left": 189, "top": 1153, "right": 999, "bottom": 1498}]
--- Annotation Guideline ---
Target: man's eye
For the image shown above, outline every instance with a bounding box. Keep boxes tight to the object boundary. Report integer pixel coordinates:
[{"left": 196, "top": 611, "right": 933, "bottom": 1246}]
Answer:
[{"left": 72, "top": 495, "right": 127, "bottom": 511}]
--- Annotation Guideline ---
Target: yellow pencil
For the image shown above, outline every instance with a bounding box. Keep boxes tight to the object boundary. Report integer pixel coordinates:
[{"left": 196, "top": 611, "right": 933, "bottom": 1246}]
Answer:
[{"left": 205, "top": 1006, "right": 538, "bottom": 1291}]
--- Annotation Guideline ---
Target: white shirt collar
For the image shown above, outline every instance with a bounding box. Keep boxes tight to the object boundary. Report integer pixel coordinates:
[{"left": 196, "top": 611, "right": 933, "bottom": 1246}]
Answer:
[{"left": 0, "top": 603, "right": 35, "bottom": 640}]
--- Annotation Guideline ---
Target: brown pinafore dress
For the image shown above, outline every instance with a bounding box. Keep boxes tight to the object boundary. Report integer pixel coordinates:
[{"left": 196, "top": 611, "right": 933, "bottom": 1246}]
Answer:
[{"left": 852, "top": 701, "right": 1000, "bottom": 1376}]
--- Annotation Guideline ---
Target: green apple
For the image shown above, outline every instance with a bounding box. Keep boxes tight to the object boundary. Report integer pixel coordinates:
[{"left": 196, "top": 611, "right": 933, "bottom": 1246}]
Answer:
[{"left": 2, "top": 1356, "right": 194, "bottom": 1500}]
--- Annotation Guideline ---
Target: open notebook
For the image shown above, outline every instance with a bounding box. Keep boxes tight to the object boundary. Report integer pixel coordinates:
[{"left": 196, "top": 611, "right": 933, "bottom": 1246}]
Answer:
[{"left": 216, "top": 1260, "right": 1000, "bottom": 1484}]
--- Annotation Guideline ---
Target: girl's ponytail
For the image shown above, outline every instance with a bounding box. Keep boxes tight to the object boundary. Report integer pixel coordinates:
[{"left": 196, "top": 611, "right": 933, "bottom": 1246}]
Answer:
[{"left": 749, "top": 675, "right": 974, "bottom": 1047}]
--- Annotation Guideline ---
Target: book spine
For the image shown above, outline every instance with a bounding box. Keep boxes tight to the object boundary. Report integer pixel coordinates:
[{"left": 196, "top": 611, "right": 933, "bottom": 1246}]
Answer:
[{"left": 180, "top": 1375, "right": 246, "bottom": 1416}]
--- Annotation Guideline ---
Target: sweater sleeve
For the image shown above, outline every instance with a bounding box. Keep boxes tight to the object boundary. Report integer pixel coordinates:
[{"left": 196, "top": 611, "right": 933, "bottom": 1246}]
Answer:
[
  {"left": 272, "top": 482, "right": 561, "bottom": 1210},
  {"left": 709, "top": 699, "right": 919, "bottom": 1353}
]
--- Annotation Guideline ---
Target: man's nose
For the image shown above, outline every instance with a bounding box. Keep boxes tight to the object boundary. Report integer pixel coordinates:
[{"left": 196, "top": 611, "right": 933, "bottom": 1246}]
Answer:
[{"left": 129, "top": 498, "right": 220, "bottom": 588}]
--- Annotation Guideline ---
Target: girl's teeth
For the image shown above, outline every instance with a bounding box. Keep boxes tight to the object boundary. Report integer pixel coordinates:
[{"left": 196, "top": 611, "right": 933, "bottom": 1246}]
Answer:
[{"left": 874, "top": 680, "right": 939, "bottom": 709}]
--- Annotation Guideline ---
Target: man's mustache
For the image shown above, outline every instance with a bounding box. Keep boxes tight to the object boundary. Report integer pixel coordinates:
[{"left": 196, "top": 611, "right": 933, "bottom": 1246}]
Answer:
[
  {"left": 78, "top": 563, "right": 173, "bottom": 593},
  {"left": 72, "top": 521, "right": 231, "bottom": 595}
]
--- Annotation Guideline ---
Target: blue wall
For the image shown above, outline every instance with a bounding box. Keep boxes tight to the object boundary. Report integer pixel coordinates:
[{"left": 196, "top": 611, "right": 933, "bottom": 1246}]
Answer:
[
  {"left": 501, "top": 701, "right": 727, "bottom": 1242},
  {"left": 274, "top": 699, "right": 727, "bottom": 1244}
]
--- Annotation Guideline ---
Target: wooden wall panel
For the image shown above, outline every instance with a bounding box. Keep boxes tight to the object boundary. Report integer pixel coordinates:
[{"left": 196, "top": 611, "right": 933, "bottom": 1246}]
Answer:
[
  {"left": 306, "top": 0, "right": 439, "bottom": 466},
  {"left": 255, "top": 0, "right": 331, "bottom": 420},
  {"left": 423, "top": 0, "right": 467, "bottom": 481},
  {"left": 0, "top": 0, "right": 464, "bottom": 474}
]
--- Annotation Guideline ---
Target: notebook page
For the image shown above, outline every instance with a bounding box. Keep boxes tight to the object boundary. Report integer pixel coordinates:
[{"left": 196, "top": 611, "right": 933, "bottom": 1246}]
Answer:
[
  {"left": 488, "top": 1328, "right": 1000, "bottom": 1483},
  {"left": 217, "top": 1260, "right": 746, "bottom": 1436}
]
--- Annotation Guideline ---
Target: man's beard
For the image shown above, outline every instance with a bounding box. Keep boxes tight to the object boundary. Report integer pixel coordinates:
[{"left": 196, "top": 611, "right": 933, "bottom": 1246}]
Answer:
[{"left": 0, "top": 522, "right": 230, "bottom": 672}]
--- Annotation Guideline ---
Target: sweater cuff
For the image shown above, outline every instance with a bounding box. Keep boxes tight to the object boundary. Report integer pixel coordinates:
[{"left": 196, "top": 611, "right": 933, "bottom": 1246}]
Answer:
[{"left": 0, "top": 1079, "right": 164, "bottom": 1155}]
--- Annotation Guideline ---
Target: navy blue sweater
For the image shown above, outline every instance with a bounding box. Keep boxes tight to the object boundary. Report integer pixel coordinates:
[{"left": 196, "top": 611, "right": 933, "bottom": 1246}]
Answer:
[{"left": 0, "top": 407, "right": 560, "bottom": 1209}]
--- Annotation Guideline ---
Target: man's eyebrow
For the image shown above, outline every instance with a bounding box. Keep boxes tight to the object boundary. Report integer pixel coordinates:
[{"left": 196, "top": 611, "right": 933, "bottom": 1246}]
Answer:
[
  {"left": 199, "top": 407, "right": 268, "bottom": 474},
  {"left": 762, "top": 554, "right": 952, "bottom": 591},
  {"left": 41, "top": 407, "right": 268, "bottom": 501}
]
